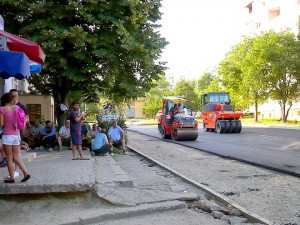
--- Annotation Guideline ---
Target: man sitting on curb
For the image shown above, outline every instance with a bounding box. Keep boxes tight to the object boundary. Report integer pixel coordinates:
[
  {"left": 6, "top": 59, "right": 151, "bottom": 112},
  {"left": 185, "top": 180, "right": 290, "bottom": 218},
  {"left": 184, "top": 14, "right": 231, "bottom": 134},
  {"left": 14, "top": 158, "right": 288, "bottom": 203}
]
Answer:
[
  {"left": 41, "top": 120, "right": 56, "bottom": 152},
  {"left": 91, "top": 128, "right": 112, "bottom": 156},
  {"left": 57, "top": 120, "right": 72, "bottom": 151},
  {"left": 30, "top": 119, "right": 44, "bottom": 150},
  {"left": 108, "top": 120, "right": 127, "bottom": 154}
]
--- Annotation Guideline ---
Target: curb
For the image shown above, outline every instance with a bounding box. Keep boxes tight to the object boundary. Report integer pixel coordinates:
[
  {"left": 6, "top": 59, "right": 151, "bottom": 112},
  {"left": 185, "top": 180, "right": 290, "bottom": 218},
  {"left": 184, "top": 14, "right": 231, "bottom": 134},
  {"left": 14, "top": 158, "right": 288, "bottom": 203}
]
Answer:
[
  {"left": 128, "top": 145, "right": 274, "bottom": 225},
  {"left": 60, "top": 200, "right": 185, "bottom": 225}
]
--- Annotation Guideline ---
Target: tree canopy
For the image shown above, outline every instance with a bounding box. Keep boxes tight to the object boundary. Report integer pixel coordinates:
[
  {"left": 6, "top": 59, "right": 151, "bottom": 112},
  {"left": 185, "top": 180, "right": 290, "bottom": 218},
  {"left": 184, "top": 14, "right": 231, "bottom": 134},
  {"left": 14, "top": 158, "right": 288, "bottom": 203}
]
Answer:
[
  {"left": 142, "top": 75, "right": 170, "bottom": 118},
  {"left": 1, "top": 0, "right": 168, "bottom": 124},
  {"left": 218, "top": 29, "right": 300, "bottom": 122},
  {"left": 172, "top": 79, "right": 199, "bottom": 110}
]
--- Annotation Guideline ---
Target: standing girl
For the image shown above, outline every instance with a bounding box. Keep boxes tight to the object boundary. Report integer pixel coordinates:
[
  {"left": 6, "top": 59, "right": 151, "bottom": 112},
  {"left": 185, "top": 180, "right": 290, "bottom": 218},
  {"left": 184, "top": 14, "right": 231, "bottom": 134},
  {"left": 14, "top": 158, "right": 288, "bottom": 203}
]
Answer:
[{"left": 0, "top": 93, "right": 30, "bottom": 183}]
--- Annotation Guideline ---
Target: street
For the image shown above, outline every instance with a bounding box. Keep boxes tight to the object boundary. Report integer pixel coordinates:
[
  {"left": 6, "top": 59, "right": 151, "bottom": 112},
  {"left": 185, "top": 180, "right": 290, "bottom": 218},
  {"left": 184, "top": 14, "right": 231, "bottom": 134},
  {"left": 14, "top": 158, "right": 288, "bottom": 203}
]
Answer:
[{"left": 127, "top": 124, "right": 300, "bottom": 177}]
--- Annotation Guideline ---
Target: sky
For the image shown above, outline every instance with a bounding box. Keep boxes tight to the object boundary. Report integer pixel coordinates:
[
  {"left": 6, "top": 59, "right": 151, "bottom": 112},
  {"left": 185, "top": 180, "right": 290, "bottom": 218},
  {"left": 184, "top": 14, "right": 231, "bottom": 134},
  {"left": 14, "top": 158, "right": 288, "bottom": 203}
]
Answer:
[{"left": 159, "top": 0, "right": 247, "bottom": 80}]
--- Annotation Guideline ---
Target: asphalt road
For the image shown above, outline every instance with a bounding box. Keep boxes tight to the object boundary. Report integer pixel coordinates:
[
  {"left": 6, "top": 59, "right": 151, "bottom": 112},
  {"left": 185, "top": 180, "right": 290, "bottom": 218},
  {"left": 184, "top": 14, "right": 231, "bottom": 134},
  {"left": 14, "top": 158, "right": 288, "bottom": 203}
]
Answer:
[{"left": 127, "top": 124, "right": 300, "bottom": 177}]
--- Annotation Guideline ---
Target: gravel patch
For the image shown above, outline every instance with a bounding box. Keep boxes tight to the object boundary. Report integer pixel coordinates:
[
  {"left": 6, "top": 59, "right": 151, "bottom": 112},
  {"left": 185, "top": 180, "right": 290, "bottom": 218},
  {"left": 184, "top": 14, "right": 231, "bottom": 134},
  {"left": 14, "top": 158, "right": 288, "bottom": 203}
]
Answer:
[{"left": 127, "top": 130, "right": 300, "bottom": 225}]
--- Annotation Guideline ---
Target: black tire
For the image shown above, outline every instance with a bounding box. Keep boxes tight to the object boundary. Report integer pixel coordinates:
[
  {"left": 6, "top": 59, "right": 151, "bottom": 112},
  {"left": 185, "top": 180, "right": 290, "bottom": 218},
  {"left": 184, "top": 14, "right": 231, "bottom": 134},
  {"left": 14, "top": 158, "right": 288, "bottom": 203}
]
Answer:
[
  {"left": 161, "top": 126, "right": 170, "bottom": 139},
  {"left": 158, "top": 123, "right": 161, "bottom": 133},
  {"left": 230, "top": 120, "right": 238, "bottom": 133},
  {"left": 236, "top": 120, "right": 242, "bottom": 133},
  {"left": 225, "top": 121, "right": 230, "bottom": 133},
  {"left": 216, "top": 121, "right": 225, "bottom": 134},
  {"left": 161, "top": 127, "right": 166, "bottom": 139}
]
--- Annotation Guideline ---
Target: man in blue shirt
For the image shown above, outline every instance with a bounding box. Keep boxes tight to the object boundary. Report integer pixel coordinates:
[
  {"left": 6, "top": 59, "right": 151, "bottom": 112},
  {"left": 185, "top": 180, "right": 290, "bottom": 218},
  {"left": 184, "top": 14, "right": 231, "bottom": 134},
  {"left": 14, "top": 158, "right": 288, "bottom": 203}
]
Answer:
[
  {"left": 108, "top": 120, "right": 127, "bottom": 154},
  {"left": 40, "top": 120, "right": 56, "bottom": 152},
  {"left": 92, "top": 130, "right": 112, "bottom": 156}
]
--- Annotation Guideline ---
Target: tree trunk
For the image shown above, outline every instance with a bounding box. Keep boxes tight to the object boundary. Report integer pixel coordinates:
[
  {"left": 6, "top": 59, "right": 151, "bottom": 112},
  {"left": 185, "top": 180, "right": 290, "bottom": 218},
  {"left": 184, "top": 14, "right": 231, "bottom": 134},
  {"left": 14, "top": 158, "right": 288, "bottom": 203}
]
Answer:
[
  {"left": 282, "top": 102, "right": 287, "bottom": 123},
  {"left": 283, "top": 104, "right": 292, "bottom": 123},
  {"left": 56, "top": 96, "right": 69, "bottom": 128},
  {"left": 55, "top": 77, "right": 70, "bottom": 128},
  {"left": 254, "top": 101, "right": 258, "bottom": 122}
]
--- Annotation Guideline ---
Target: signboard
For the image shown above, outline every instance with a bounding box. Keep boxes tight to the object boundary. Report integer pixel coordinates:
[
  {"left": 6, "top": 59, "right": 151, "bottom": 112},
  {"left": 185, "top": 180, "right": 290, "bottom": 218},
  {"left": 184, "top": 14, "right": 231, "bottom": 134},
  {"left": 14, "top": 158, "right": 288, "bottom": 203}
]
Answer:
[
  {"left": 0, "top": 36, "right": 7, "bottom": 50},
  {"left": 0, "top": 15, "right": 4, "bottom": 31}
]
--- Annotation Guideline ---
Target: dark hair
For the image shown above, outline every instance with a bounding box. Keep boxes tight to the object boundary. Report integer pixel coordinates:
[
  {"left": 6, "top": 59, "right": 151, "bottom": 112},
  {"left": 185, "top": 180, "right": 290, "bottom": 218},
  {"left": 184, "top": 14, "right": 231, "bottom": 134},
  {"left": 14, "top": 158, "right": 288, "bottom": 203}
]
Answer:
[
  {"left": 71, "top": 101, "right": 80, "bottom": 106},
  {"left": 1, "top": 93, "right": 13, "bottom": 106},
  {"left": 45, "top": 120, "right": 51, "bottom": 124},
  {"left": 9, "top": 89, "right": 18, "bottom": 93}
]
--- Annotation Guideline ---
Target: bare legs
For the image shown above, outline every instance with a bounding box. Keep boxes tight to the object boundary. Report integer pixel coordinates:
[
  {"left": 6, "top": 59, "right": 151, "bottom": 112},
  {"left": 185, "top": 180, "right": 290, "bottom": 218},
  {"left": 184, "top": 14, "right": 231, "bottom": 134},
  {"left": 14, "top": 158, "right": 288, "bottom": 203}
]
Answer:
[
  {"left": 58, "top": 137, "right": 63, "bottom": 150},
  {"left": 3, "top": 144, "right": 30, "bottom": 182},
  {"left": 59, "top": 137, "right": 73, "bottom": 151},
  {"left": 72, "top": 144, "right": 88, "bottom": 160}
]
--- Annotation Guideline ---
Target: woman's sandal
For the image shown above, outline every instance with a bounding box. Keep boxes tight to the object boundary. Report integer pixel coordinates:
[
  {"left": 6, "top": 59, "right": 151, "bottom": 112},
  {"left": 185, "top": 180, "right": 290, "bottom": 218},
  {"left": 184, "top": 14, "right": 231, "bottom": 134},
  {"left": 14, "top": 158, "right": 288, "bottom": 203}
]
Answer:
[
  {"left": 21, "top": 174, "right": 31, "bottom": 182},
  {"left": 4, "top": 179, "right": 15, "bottom": 183}
]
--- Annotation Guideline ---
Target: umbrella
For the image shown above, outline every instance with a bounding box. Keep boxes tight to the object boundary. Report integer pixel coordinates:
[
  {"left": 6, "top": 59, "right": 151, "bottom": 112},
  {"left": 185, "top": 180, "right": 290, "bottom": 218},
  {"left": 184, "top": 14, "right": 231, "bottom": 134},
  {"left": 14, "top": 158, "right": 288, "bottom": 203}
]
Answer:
[
  {"left": 163, "top": 96, "right": 188, "bottom": 104},
  {"left": 30, "top": 61, "right": 42, "bottom": 73},
  {"left": 0, "top": 50, "right": 30, "bottom": 80},
  {"left": 0, "top": 30, "right": 46, "bottom": 65}
]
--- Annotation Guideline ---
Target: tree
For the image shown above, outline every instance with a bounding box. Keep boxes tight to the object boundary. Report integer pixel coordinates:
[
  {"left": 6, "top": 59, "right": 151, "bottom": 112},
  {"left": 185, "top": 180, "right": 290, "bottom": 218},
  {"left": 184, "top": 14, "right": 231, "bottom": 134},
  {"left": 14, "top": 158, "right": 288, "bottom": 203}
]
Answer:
[
  {"left": 143, "top": 75, "right": 171, "bottom": 118},
  {"left": 256, "top": 30, "right": 300, "bottom": 122},
  {"left": 172, "top": 79, "right": 199, "bottom": 111},
  {"left": 1, "top": 0, "right": 168, "bottom": 126},
  {"left": 197, "top": 72, "right": 214, "bottom": 94},
  {"left": 218, "top": 29, "right": 300, "bottom": 122},
  {"left": 219, "top": 36, "right": 267, "bottom": 119}
]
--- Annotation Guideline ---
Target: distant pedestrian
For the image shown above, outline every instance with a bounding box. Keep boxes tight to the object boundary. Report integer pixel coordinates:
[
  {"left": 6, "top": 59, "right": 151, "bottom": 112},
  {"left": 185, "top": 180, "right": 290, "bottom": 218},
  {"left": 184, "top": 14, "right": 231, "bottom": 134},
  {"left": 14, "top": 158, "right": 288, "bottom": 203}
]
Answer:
[
  {"left": 69, "top": 101, "right": 89, "bottom": 160},
  {"left": 0, "top": 93, "right": 30, "bottom": 183}
]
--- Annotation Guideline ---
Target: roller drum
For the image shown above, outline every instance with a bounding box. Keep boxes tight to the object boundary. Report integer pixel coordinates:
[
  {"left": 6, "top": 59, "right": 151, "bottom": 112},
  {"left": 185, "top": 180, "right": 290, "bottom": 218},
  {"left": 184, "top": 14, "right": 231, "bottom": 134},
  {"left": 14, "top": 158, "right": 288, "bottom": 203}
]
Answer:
[{"left": 171, "top": 128, "right": 198, "bottom": 141}]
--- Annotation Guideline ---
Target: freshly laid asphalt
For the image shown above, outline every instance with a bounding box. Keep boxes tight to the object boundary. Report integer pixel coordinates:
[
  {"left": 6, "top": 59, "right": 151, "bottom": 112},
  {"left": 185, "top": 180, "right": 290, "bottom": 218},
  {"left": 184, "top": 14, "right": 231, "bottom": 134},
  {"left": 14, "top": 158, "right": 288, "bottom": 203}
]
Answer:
[{"left": 0, "top": 146, "right": 271, "bottom": 225}]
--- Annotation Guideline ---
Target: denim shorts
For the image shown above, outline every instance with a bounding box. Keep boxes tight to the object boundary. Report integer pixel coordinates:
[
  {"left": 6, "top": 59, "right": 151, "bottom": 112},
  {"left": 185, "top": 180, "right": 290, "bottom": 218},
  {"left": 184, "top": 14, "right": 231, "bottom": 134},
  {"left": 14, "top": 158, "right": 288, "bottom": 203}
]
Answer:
[
  {"left": 2, "top": 135, "right": 21, "bottom": 146},
  {"left": 71, "top": 132, "right": 82, "bottom": 145}
]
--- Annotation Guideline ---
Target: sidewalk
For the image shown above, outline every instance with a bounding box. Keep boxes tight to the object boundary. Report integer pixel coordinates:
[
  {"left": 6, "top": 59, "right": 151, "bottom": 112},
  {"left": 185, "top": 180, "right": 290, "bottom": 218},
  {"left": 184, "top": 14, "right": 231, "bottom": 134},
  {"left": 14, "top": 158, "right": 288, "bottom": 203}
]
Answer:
[{"left": 0, "top": 148, "right": 268, "bottom": 225}]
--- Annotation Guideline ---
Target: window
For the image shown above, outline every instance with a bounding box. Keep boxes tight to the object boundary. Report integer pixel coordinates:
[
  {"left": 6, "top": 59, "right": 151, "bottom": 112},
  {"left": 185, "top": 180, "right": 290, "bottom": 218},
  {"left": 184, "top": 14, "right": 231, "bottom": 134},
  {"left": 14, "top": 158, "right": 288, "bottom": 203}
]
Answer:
[
  {"left": 26, "top": 104, "right": 41, "bottom": 122},
  {"left": 268, "top": 7, "right": 280, "bottom": 21}
]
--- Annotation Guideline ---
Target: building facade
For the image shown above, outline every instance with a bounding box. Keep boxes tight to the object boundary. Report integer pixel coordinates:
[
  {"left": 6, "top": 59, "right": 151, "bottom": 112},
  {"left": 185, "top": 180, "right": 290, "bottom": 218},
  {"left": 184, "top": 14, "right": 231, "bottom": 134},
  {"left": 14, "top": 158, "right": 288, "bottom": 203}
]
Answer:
[{"left": 19, "top": 94, "right": 54, "bottom": 123}]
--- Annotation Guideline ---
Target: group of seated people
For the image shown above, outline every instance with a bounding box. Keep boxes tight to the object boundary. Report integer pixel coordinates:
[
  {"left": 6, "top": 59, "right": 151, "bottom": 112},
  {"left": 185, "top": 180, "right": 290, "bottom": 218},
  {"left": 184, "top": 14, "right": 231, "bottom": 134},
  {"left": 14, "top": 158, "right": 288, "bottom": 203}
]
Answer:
[
  {"left": 23, "top": 119, "right": 74, "bottom": 152},
  {"left": 23, "top": 119, "right": 127, "bottom": 154},
  {"left": 90, "top": 120, "right": 127, "bottom": 155}
]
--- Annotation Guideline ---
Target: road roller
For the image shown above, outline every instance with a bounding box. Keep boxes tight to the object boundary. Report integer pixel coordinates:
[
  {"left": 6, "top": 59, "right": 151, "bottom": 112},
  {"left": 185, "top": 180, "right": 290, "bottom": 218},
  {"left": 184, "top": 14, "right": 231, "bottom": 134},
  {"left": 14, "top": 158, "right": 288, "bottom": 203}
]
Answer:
[
  {"left": 200, "top": 92, "right": 243, "bottom": 134},
  {"left": 158, "top": 96, "right": 198, "bottom": 141}
]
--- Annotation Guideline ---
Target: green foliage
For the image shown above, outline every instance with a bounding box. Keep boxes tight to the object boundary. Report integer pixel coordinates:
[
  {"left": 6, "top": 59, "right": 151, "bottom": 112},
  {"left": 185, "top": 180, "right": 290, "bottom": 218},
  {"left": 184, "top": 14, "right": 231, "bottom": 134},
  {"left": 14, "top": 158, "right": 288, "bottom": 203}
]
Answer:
[
  {"left": 218, "top": 29, "right": 300, "bottom": 122},
  {"left": 143, "top": 75, "right": 171, "bottom": 118},
  {"left": 1, "top": 0, "right": 168, "bottom": 122},
  {"left": 197, "top": 72, "right": 215, "bottom": 93},
  {"left": 172, "top": 79, "right": 200, "bottom": 110}
]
